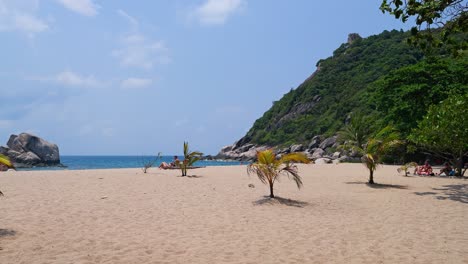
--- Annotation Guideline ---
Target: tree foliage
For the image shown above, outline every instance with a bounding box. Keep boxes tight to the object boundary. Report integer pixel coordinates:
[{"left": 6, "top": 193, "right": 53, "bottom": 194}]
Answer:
[
  {"left": 409, "top": 93, "right": 468, "bottom": 176},
  {"left": 370, "top": 56, "right": 468, "bottom": 136},
  {"left": 380, "top": 0, "right": 468, "bottom": 55},
  {"left": 247, "top": 149, "right": 310, "bottom": 198}
]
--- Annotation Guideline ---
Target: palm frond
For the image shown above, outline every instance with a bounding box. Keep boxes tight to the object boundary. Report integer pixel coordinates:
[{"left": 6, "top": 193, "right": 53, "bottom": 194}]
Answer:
[
  {"left": 362, "top": 153, "right": 377, "bottom": 172},
  {"left": 281, "top": 165, "right": 303, "bottom": 189},
  {"left": 247, "top": 163, "right": 270, "bottom": 185},
  {"left": 256, "top": 149, "right": 276, "bottom": 165},
  {"left": 278, "top": 152, "right": 310, "bottom": 165},
  {"left": 0, "top": 154, "right": 14, "bottom": 168}
]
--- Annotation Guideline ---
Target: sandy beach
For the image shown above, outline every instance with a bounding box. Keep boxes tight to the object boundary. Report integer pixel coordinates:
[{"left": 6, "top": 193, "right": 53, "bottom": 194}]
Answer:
[{"left": 0, "top": 163, "right": 467, "bottom": 264}]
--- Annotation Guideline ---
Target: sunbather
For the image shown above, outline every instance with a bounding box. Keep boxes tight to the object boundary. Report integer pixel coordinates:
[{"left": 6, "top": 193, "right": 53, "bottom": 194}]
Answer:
[
  {"left": 159, "top": 156, "right": 180, "bottom": 169},
  {"left": 414, "top": 160, "right": 434, "bottom": 176},
  {"left": 438, "top": 162, "right": 455, "bottom": 176}
]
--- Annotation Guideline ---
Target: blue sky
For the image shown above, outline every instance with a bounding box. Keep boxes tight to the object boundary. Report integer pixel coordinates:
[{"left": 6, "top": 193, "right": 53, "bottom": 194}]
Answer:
[{"left": 0, "top": 0, "right": 412, "bottom": 155}]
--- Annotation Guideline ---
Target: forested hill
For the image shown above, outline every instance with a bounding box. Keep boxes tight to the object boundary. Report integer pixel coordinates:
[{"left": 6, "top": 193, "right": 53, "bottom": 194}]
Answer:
[{"left": 232, "top": 29, "right": 466, "bottom": 149}]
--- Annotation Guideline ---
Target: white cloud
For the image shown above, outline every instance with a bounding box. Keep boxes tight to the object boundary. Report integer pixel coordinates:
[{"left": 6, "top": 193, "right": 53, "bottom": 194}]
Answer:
[
  {"left": 117, "top": 9, "right": 138, "bottom": 28},
  {"left": 0, "top": 0, "right": 49, "bottom": 36},
  {"left": 56, "top": 0, "right": 99, "bottom": 16},
  {"left": 32, "top": 70, "right": 104, "bottom": 88},
  {"left": 14, "top": 13, "right": 48, "bottom": 33},
  {"left": 112, "top": 33, "right": 171, "bottom": 70},
  {"left": 121, "top": 77, "right": 152, "bottom": 89},
  {"left": 191, "top": 0, "right": 246, "bottom": 25}
]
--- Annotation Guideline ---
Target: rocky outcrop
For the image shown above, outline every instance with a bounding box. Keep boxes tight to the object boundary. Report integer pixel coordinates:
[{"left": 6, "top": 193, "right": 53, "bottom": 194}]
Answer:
[
  {"left": 0, "top": 133, "right": 62, "bottom": 168},
  {"left": 347, "top": 33, "right": 362, "bottom": 45},
  {"left": 214, "top": 142, "right": 269, "bottom": 161},
  {"left": 216, "top": 134, "right": 362, "bottom": 163}
]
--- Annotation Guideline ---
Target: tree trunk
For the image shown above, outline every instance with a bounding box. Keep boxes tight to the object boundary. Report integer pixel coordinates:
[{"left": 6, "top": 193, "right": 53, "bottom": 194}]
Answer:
[
  {"left": 368, "top": 169, "right": 375, "bottom": 184},
  {"left": 456, "top": 154, "right": 463, "bottom": 176},
  {"left": 269, "top": 182, "right": 275, "bottom": 198}
]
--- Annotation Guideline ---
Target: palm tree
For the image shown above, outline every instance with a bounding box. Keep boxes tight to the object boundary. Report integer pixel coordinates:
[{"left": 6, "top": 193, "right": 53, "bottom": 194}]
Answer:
[
  {"left": 364, "top": 126, "right": 403, "bottom": 184},
  {"left": 247, "top": 149, "right": 310, "bottom": 198},
  {"left": 178, "top": 142, "right": 203, "bottom": 176},
  {"left": 338, "top": 113, "right": 373, "bottom": 151},
  {"left": 339, "top": 120, "right": 402, "bottom": 184},
  {"left": 0, "top": 154, "right": 15, "bottom": 196},
  {"left": 397, "top": 162, "right": 419, "bottom": 176}
]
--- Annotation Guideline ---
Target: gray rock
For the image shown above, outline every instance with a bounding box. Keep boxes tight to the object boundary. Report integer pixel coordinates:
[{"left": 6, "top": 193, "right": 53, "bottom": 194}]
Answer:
[
  {"left": 277, "top": 147, "right": 290, "bottom": 154},
  {"left": 305, "top": 152, "right": 314, "bottom": 160},
  {"left": 2, "top": 133, "right": 61, "bottom": 167},
  {"left": 315, "top": 158, "right": 332, "bottom": 164},
  {"left": 311, "top": 148, "right": 324, "bottom": 160},
  {"left": 332, "top": 152, "right": 341, "bottom": 159},
  {"left": 220, "top": 145, "right": 234, "bottom": 153},
  {"left": 290, "top": 144, "right": 304, "bottom": 153},
  {"left": 237, "top": 144, "right": 255, "bottom": 153},
  {"left": 319, "top": 136, "right": 337, "bottom": 150},
  {"left": 6, "top": 135, "right": 26, "bottom": 152},
  {"left": 347, "top": 33, "right": 362, "bottom": 45},
  {"left": 17, "top": 151, "right": 42, "bottom": 164},
  {"left": 308, "top": 136, "right": 321, "bottom": 149},
  {"left": 338, "top": 155, "right": 351, "bottom": 162}
]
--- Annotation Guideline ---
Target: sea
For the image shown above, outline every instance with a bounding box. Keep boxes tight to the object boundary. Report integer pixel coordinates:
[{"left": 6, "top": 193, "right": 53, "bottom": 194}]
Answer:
[{"left": 19, "top": 156, "right": 241, "bottom": 171}]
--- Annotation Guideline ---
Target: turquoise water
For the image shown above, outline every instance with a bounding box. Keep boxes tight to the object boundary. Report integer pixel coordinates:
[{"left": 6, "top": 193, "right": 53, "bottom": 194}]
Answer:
[{"left": 20, "top": 156, "right": 241, "bottom": 171}]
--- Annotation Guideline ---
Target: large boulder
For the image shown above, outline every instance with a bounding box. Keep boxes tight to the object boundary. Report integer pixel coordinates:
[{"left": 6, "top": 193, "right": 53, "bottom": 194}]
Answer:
[
  {"left": 319, "top": 136, "right": 337, "bottom": 150},
  {"left": 308, "top": 136, "right": 321, "bottom": 150},
  {"left": 214, "top": 142, "right": 268, "bottom": 162},
  {"left": 332, "top": 151, "right": 341, "bottom": 159},
  {"left": 1, "top": 133, "right": 61, "bottom": 167},
  {"left": 315, "top": 158, "right": 332, "bottom": 164},
  {"left": 290, "top": 144, "right": 304, "bottom": 153},
  {"left": 311, "top": 148, "right": 325, "bottom": 160}
]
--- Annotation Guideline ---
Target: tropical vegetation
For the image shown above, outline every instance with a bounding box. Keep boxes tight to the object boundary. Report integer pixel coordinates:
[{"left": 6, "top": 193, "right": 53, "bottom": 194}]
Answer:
[
  {"left": 247, "top": 149, "right": 310, "bottom": 198},
  {"left": 233, "top": 27, "right": 467, "bottom": 171},
  {"left": 177, "top": 142, "right": 203, "bottom": 177},
  {"left": 339, "top": 122, "right": 403, "bottom": 184},
  {"left": 380, "top": 0, "right": 467, "bottom": 56},
  {"left": 409, "top": 93, "right": 468, "bottom": 176}
]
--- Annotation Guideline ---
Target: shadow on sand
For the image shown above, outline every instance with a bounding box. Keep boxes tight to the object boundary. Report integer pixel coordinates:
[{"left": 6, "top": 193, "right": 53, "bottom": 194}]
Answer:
[
  {"left": 253, "top": 196, "right": 309, "bottom": 208},
  {"left": 176, "top": 175, "right": 203, "bottom": 178},
  {"left": 345, "top": 181, "right": 408, "bottom": 189},
  {"left": 0, "top": 229, "right": 16, "bottom": 238},
  {"left": 414, "top": 184, "right": 468, "bottom": 204}
]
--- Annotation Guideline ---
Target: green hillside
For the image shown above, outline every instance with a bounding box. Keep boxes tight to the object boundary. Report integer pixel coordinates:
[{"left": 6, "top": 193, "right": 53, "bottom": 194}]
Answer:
[{"left": 238, "top": 29, "right": 467, "bottom": 147}]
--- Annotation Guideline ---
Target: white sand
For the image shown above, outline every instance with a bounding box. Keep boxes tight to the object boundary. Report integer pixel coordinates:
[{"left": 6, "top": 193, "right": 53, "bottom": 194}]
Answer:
[{"left": 0, "top": 164, "right": 467, "bottom": 264}]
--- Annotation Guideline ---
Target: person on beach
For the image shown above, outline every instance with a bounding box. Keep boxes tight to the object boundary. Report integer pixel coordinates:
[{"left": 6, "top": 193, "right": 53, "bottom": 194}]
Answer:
[
  {"left": 159, "top": 156, "right": 180, "bottom": 169},
  {"left": 438, "top": 162, "right": 455, "bottom": 176},
  {"left": 170, "top": 156, "right": 179, "bottom": 167},
  {"left": 414, "top": 160, "right": 433, "bottom": 176}
]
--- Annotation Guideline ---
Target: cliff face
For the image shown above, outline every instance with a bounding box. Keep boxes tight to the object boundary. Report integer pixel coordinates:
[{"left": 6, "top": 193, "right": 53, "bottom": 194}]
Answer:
[{"left": 216, "top": 30, "right": 425, "bottom": 160}]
